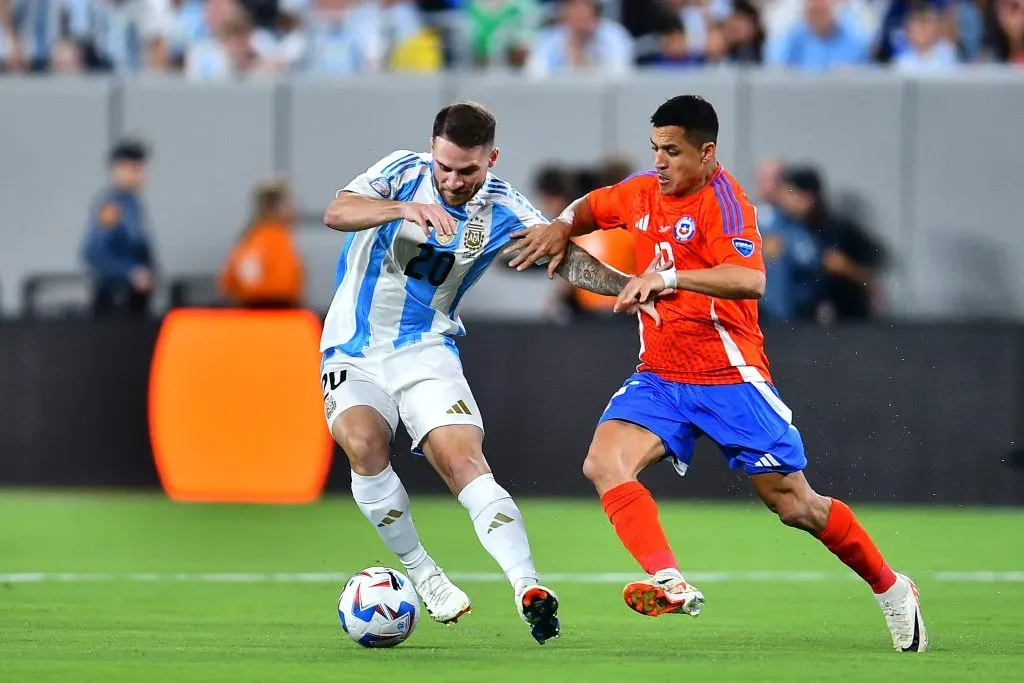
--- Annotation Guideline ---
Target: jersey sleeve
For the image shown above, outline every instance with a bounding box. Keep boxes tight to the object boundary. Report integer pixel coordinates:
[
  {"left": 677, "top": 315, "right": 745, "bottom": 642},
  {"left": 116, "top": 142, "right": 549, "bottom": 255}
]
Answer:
[
  {"left": 704, "top": 184, "right": 766, "bottom": 272},
  {"left": 339, "top": 150, "right": 421, "bottom": 200},
  {"left": 585, "top": 172, "right": 651, "bottom": 231}
]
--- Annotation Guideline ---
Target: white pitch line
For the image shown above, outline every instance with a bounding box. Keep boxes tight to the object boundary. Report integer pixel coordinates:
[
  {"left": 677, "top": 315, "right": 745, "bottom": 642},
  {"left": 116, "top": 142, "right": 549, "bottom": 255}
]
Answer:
[{"left": 1, "top": 571, "right": 1023, "bottom": 584}]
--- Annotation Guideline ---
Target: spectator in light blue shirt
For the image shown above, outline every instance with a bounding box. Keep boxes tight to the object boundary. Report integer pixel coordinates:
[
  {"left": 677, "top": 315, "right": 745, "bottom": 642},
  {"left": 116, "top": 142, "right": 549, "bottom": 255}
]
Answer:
[
  {"left": 767, "top": 0, "right": 869, "bottom": 70},
  {"left": 526, "top": 0, "right": 633, "bottom": 77}
]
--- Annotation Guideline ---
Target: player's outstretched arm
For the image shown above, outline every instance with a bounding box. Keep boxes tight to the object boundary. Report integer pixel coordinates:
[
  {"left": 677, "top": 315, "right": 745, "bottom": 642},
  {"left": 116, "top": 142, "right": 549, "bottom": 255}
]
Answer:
[
  {"left": 553, "top": 241, "right": 630, "bottom": 296},
  {"left": 555, "top": 243, "right": 664, "bottom": 326},
  {"left": 504, "top": 196, "right": 600, "bottom": 276},
  {"left": 323, "top": 192, "right": 457, "bottom": 236}
]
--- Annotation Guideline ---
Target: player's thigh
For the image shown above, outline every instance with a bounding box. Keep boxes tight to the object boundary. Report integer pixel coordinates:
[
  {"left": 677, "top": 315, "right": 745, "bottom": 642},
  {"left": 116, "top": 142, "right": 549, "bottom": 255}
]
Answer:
[
  {"left": 686, "top": 382, "right": 808, "bottom": 477},
  {"left": 391, "top": 342, "right": 484, "bottom": 457},
  {"left": 322, "top": 358, "right": 399, "bottom": 475},
  {"left": 586, "top": 372, "right": 697, "bottom": 489}
]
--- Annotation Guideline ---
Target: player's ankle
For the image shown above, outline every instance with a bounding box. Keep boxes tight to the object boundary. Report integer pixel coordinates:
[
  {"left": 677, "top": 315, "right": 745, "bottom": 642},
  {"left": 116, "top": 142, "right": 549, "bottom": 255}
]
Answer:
[
  {"left": 513, "top": 576, "right": 540, "bottom": 595},
  {"left": 402, "top": 550, "right": 437, "bottom": 584},
  {"left": 653, "top": 567, "right": 684, "bottom": 583}
]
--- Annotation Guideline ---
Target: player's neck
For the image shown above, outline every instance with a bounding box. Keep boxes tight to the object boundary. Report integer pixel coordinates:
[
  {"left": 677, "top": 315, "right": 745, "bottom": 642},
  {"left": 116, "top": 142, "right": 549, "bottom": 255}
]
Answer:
[{"left": 672, "top": 163, "right": 719, "bottom": 199}]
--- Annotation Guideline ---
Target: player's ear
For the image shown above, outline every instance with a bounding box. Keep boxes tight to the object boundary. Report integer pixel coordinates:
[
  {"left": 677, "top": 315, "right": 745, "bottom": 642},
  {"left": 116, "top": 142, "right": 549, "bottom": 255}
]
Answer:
[
  {"left": 488, "top": 146, "right": 499, "bottom": 168},
  {"left": 701, "top": 142, "right": 716, "bottom": 164}
]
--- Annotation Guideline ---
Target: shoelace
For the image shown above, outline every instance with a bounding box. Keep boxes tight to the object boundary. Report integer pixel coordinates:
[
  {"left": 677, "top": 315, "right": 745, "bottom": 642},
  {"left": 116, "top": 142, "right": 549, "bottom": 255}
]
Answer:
[
  {"left": 418, "top": 571, "right": 453, "bottom": 603},
  {"left": 880, "top": 601, "right": 913, "bottom": 637}
]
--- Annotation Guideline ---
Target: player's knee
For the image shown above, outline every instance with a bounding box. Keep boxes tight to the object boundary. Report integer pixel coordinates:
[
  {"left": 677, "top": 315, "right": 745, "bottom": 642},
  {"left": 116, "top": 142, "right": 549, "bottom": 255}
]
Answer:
[
  {"left": 582, "top": 448, "right": 623, "bottom": 488},
  {"left": 775, "top": 493, "right": 827, "bottom": 532},
  {"left": 340, "top": 428, "right": 391, "bottom": 476}
]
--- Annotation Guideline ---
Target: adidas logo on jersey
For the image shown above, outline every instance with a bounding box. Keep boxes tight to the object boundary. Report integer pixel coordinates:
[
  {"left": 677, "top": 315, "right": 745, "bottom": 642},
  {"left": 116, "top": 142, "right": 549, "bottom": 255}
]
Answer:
[
  {"left": 487, "top": 512, "right": 515, "bottom": 534},
  {"left": 635, "top": 214, "right": 650, "bottom": 232},
  {"left": 446, "top": 400, "right": 472, "bottom": 415}
]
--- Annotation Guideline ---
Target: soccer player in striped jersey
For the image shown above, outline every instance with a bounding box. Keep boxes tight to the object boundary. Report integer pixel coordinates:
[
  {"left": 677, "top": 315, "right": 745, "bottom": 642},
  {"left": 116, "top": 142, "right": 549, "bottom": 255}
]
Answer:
[
  {"left": 319, "top": 101, "right": 651, "bottom": 645},
  {"left": 505, "top": 95, "right": 927, "bottom": 653}
]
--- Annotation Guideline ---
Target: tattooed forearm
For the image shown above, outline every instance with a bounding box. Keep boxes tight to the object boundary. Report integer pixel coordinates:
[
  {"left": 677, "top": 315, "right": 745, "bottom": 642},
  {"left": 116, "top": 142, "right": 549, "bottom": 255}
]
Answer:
[{"left": 554, "top": 242, "right": 630, "bottom": 295}]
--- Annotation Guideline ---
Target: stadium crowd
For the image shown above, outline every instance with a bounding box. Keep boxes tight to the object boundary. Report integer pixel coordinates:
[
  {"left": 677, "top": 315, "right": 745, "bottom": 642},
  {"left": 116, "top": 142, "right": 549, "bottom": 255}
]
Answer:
[{"left": 0, "top": 0, "right": 1021, "bottom": 78}]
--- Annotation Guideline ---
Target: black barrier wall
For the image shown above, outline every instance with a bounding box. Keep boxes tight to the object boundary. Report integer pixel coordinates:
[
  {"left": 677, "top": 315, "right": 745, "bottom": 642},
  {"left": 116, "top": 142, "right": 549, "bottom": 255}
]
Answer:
[{"left": 1, "top": 318, "right": 1022, "bottom": 505}]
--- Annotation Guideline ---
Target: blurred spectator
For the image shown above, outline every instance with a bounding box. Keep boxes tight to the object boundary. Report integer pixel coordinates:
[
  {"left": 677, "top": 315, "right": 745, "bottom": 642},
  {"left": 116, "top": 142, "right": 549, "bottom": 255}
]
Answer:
[
  {"left": 872, "top": 0, "right": 958, "bottom": 63},
  {"left": 346, "top": 0, "right": 432, "bottom": 73},
  {"left": 464, "top": 0, "right": 540, "bottom": 68},
  {"left": 219, "top": 178, "right": 305, "bottom": 308},
  {"left": 305, "top": 0, "right": 361, "bottom": 73},
  {"left": 725, "top": 0, "right": 765, "bottom": 63},
  {"left": 663, "top": 0, "right": 733, "bottom": 55},
  {"left": 755, "top": 157, "right": 784, "bottom": 216},
  {"left": 638, "top": 14, "right": 704, "bottom": 66},
  {"left": 703, "top": 18, "right": 731, "bottom": 62},
  {"left": 81, "top": 138, "right": 157, "bottom": 318},
  {"left": 0, "top": 0, "right": 61, "bottom": 72},
  {"left": 525, "top": 0, "right": 633, "bottom": 77},
  {"left": 777, "top": 165, "right": 887, "bottom": 322},
  {"left": 66, "top": 0, "right": 171, "bottom": 74},
  {"left": 251, "top": 0, "right": 308, "bottom": 73},
  {"left": 306, "top": 0, "right": 440, "bottom": 74},
  {"left": 893, "top": 1, "right": 959, "bottom": 70},
  {"left": 955, "top": 0, "right": 985, "bottom": 60},
  {"left": 983, "top": 0, "right": 1024, "bottom": 62},
  {"left": 758, "top": 171, "right": 823, "bottom": 323},
  {"left": 767, "top": 0, "right": 871, "bottom": 70},
  {"left": 185, "top": 0, "right": 262, "bottom": 79}
]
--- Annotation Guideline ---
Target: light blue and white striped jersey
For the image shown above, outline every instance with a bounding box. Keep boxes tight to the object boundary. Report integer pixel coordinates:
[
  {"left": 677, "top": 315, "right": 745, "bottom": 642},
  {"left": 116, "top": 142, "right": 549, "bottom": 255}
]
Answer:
[{"left": 321, "top": 150, "right": 547, "bottom": 356}]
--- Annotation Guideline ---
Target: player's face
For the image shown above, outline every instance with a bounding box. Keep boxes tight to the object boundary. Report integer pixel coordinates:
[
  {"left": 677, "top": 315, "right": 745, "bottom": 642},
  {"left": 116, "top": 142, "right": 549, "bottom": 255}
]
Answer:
[
  {"left": 430, "top": 136, "right": 497, "bottom": 207},
  {"left": 651, "top": 126, "right": 713, "bottom": 196}
]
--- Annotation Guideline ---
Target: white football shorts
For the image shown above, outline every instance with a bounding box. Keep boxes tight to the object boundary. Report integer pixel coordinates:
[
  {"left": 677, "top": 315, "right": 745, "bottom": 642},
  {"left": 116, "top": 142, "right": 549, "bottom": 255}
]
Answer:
[{"left": 320, "top": 336, "right": 483, "bottom": 453}]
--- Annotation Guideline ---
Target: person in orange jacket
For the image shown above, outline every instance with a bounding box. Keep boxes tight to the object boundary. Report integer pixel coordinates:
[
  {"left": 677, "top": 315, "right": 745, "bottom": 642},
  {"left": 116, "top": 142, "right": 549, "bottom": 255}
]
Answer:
[{"left": 219, "top": 178, "right": 305, "bottom": 308}]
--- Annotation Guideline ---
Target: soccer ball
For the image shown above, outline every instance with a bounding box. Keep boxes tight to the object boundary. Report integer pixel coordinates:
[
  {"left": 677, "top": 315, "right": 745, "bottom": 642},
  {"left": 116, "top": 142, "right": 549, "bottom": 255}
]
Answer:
[{"left": 338, "top": 567, "right": 420, "bottom": 648}]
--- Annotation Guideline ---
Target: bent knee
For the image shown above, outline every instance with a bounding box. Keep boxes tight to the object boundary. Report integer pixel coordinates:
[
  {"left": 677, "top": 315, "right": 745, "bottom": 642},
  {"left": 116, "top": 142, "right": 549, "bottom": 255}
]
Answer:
[
  {"left": 775, "top": 494, "right": 830, "bottom": 532},
  {"left": 338, "top": 428, "right": 391, "bottom": 475},
  {"left": 582, "top": 448, "right": 634, "bottom": 492}
]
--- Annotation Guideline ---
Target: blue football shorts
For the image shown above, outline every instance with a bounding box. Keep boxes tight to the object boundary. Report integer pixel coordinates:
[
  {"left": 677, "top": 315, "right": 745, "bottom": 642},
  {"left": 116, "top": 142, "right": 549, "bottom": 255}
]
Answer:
[{"left": 598, "top": 371, "right": 807, "bottom": 477}]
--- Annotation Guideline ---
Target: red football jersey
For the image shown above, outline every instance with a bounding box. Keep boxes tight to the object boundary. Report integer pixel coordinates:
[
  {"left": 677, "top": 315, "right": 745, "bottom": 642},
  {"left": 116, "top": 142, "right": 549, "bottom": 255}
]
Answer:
[{"left": 586, "top": 165, "right": 772, "bottom": 385}]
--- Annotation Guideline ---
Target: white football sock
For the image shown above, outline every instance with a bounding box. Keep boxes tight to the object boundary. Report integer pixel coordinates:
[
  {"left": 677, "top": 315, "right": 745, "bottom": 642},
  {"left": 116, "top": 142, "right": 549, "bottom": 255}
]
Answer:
[
  {"left": 458, "top": 473, "right": 539, "bottom": 594},
  {"left": 350, "top": 466, "right": 436, "bottom": 585}
]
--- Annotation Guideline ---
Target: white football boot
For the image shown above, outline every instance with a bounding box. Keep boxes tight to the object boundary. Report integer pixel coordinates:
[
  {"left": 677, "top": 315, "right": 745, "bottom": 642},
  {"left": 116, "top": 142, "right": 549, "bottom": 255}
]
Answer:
[
  {"left": 875, "top": 573, "right": 928, "bottom": 652},
  {"left": 515, "top": 584, "right": 561, "bottom": 645},
  {"left": 623, "top": 569, "right": 704, "bottom": 617},
  {"left": 414, "top": 566, "right": 472, "bottom": 624}
]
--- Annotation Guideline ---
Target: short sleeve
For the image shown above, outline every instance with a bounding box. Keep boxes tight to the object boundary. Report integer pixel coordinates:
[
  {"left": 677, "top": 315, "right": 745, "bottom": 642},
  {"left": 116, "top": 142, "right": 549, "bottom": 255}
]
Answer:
[
  {"left": 586, "top": 172, "right": 650, "bottom": 231},
  {"left": 340, "top": 150, "right": 422, "bottom": 200},
  {"left": 704, "top": 183, "right": 765, "bottom": 272}
]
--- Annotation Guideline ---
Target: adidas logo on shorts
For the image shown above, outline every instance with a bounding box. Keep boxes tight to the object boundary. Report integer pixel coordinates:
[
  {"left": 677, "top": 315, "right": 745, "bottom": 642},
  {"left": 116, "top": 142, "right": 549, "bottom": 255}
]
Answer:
[{"left": 446, "top": 400, "right": 472, "bottom": 415}]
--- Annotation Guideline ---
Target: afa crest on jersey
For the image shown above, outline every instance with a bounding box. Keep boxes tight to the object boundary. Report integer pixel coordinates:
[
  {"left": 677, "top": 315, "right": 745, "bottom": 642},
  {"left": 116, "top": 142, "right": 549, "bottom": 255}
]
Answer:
[
  {"left": 369, "top": 176, "right": 392, "bottom": 199},
  {"left": 674, "top": 215, "right": 697, "bottom": 242},
  {"left": 463, "top": 214, "right": 486, "bottom": 255}
]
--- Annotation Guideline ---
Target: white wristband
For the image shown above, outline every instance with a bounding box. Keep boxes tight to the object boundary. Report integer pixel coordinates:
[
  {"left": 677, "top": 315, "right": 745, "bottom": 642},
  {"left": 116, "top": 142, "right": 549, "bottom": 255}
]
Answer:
[{"left": 656, "top": 268, "right": 678, "bottom": 290}]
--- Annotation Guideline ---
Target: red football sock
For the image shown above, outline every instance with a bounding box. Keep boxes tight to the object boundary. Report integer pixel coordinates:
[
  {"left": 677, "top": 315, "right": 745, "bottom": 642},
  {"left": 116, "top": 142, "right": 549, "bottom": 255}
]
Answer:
[
  {"left": 817, "top": 498, "right": 897, "bottom": 594},
  {"left": 600, "top": 481, "right": 679, "bottom": 575}
]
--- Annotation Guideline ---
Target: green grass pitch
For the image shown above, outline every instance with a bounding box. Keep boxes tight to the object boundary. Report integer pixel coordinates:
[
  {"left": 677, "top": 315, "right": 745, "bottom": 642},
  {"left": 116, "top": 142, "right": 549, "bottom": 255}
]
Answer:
[{"left": 1, "top": 491, "right": 1022, "bottom": 682}]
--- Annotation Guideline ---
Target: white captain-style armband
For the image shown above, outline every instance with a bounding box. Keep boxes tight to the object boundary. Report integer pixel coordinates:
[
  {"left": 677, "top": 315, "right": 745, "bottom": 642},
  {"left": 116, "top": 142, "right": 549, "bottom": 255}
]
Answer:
[{"left": 656, "top": 268, "right": 678, "bottom": 291}]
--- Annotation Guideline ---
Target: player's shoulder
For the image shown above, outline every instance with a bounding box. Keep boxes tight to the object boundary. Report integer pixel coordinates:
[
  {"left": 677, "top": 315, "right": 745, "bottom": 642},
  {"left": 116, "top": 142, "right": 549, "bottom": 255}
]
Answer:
[
  {"left": 478, "top": 173, "right": 543, "bottom": 216},
  {"left": 701, "top": 166, "right": 755, "bottom": 230},
  {"left": 614, "top": 170, "right": 659, "bottom": 196},
  {"left": 373, "top": 149, "right": 431, "bottom": 179}
]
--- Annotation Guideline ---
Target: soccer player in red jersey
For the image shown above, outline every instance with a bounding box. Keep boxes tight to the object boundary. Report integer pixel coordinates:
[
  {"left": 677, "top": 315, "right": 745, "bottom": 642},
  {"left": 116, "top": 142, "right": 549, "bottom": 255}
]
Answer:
[{"left": 505, "top": 95, "right": 927, "bottom": 652}]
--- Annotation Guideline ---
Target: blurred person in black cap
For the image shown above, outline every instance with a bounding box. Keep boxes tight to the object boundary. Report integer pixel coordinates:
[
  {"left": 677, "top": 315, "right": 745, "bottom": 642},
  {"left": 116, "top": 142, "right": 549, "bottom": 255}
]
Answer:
[
  {"left": 81, "top": 138, "right": 157, "bottom": 318},
  {"left": 776, "top": 165, "right": 887, "bottom": 322}
]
